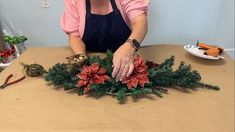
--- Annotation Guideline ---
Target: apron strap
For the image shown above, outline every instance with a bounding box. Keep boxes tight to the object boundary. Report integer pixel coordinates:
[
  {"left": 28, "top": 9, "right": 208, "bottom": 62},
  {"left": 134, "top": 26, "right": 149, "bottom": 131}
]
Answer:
[
  {"left": 110, "top": 0, "right": 120, "bottom": 15},
  {"left": 85, "top": 0, "right": 92, "bottom": 18}
]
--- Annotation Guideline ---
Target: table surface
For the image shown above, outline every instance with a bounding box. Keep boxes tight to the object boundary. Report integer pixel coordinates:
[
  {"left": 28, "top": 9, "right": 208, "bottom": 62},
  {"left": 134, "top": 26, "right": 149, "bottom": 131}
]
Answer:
[{"left": 0, "top": 45, "right": 234, "bottom": 132}]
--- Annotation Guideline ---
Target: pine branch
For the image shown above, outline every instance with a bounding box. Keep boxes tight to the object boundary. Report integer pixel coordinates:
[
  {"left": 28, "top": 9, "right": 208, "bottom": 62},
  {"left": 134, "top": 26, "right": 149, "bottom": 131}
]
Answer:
[
  {"left": 44, "top": 63, "right": 79, "bottom": 90},
  {"left": 155, "top": 56, "right": 175, "bottom": 71},
  {"left": 172, "top": 62, "right": 201, "bottom": 88},
  {"left": 199, "top": 83, "right": 220, "bottom": 90}
]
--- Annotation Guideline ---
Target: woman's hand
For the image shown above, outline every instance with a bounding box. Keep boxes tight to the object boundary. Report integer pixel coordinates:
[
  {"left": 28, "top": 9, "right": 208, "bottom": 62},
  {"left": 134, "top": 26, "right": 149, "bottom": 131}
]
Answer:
[
  {"left": 111, "top": 14, "right": 148, "bottom": 81},
  {"left": 112, "top": 42, "right": 136, "bottom": 81}
]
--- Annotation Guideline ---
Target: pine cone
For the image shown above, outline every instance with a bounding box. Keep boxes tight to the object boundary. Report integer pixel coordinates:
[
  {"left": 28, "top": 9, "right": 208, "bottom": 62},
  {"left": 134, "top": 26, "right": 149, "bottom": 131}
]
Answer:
[{"left": 67, "top": 54, "right": 88, "bottom": 67}]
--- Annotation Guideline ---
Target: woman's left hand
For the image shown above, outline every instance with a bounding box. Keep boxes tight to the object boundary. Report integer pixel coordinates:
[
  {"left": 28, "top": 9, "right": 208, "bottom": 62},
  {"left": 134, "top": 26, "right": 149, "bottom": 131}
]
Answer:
[{"left": 112, "top": 42, "right": 136, "bottom": 81}]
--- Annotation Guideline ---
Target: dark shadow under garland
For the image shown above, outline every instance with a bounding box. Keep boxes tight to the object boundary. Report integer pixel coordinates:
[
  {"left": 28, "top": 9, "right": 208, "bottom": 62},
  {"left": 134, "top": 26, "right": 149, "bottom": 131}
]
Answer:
[{"left": 22, "top": 50, "right": 220, "bottom": 103}]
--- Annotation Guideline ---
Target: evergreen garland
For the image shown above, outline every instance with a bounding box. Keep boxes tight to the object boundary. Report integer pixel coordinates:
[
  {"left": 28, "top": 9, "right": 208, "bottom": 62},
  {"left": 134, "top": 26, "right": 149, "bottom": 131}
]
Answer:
[{"left": 24, "top": 51, "right": 219, "bottom": 103}]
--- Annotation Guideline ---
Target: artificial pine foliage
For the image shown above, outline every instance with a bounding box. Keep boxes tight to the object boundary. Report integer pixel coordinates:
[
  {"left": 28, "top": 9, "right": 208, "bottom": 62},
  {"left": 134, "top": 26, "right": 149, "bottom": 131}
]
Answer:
[
  {"left": 44, "top": 63, "right": 80, "bottom": 90},
  {"left": 22, "top": 50, "right": 220, "bottom": 103}
]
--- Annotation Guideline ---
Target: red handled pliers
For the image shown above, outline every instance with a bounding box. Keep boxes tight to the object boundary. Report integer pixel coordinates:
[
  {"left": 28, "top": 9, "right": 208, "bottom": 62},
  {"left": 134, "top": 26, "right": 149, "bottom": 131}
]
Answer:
[{"left": 0, "top": 74, "right": 26, "bottom": 89}]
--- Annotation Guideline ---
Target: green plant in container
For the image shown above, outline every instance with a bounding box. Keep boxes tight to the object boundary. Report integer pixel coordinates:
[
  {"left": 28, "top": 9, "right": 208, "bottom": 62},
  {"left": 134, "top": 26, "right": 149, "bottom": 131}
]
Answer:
[
  {"left": 4, "top": 35, "right": 27, "bottom": 55},
  {"left": 4, "top": 35, "right": 27, "bottom": 44}
]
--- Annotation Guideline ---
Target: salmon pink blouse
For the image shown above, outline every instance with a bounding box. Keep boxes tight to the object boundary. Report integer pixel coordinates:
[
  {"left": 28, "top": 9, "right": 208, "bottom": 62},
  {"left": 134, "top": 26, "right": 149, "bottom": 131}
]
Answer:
[{"left": 61, "top": 0, "right": 149, "bottom": 38}]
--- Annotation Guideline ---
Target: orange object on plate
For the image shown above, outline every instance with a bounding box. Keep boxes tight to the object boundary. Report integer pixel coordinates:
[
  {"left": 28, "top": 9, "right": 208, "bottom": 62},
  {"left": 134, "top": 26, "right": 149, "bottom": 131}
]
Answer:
[
  {"left": 203, "top": 48, "right": 220, "bottom": 57},
  {"left": 196, "top": 41, "right": 224, "bottom": 57}
]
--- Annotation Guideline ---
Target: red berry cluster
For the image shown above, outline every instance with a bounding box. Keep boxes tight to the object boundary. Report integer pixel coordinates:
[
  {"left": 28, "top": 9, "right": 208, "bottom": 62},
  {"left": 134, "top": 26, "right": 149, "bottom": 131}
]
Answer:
[{"left": 0, "top": 49, "right": 16, "bottom": 63}]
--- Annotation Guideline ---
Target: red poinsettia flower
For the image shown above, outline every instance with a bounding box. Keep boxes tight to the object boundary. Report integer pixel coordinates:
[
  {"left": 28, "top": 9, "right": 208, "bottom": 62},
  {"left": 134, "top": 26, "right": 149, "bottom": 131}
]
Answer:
[
  {"left": 123, "top": 56, "right": 150, "bottom": 89},
  {"left": 77, "top": 63, "right": 110, "bottom": 93}
]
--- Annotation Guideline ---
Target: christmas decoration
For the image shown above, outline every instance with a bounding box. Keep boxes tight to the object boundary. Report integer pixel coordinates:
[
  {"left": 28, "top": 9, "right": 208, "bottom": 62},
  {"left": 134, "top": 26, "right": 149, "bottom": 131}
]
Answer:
[
  {"left": 0, "top": 49, "right": 16, "bottom": 63},
  {"left": 123, "top": 56, "right": 149, "bottom": 89},
  {"left": 22, "top": 51, "right": 220, "bottom": 103},
  {"left": 66, "top": 53, "right": 88, "bottom": 67},
  {"left": 77, "top": 63, "right": 110, "bottom": 93},
  {"left": 21, "top": 63, "right": 47, "bottom": 77}
]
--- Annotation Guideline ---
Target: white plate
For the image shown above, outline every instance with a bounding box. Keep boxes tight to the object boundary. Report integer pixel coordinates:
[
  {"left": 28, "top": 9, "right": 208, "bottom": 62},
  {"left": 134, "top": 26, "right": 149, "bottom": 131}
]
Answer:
[
  {"left": 184, "top": 45, "right": 224, "bottom": 60},
  {"left": 0, "top": 62, "right": 12, "bottom": 68}
]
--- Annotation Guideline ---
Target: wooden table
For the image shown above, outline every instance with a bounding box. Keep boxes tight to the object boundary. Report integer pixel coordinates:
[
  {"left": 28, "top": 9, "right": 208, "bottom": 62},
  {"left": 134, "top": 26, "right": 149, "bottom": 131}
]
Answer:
[{"left": 0, "top": 45, "right": 234, "bottom": 132}]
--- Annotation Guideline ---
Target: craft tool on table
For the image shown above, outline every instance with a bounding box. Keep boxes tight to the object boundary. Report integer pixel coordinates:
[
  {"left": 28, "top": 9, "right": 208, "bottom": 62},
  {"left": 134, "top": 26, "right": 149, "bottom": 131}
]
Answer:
[{"left": 0, "top": 74, "right": 26, "bottom": 89}]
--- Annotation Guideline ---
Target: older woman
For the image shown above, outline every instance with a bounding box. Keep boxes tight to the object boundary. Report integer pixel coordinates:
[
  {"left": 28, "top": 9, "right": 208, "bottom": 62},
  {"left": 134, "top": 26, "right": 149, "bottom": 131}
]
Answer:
[{"left": 61, "top": 0, "right": 149, "bottom": 81}]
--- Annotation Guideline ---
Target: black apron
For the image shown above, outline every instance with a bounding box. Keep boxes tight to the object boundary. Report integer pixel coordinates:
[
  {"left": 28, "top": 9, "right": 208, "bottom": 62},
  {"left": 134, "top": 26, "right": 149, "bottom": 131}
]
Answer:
[{"left": 82, "top": 0, "right": 131, "bottom": 52}]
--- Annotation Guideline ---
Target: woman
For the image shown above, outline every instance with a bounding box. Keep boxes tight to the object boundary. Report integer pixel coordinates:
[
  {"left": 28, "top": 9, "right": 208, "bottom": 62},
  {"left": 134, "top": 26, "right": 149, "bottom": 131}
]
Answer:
[{"left": 61, "top": 0, "right": 149, "bottom": 82}]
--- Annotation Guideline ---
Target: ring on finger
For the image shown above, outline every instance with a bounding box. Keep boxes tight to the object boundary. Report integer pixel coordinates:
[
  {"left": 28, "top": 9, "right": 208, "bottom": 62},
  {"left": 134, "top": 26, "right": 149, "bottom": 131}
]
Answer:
[{"left": 124, "top": 63, "right": 130, "bottom": 68}]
